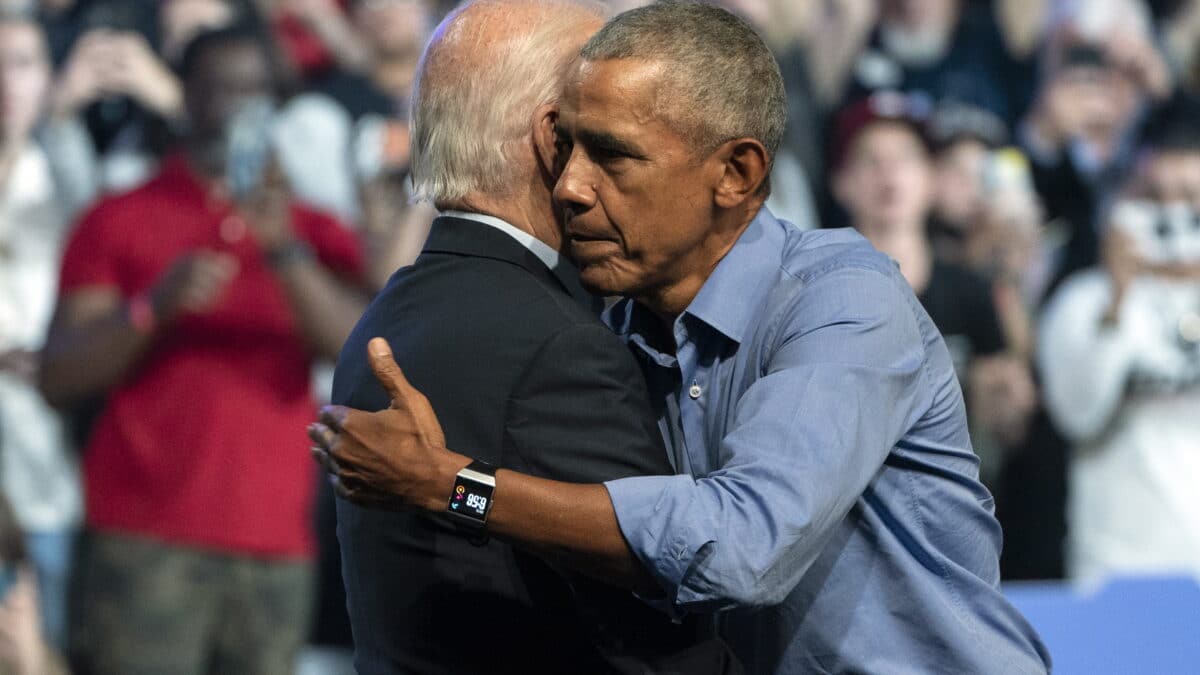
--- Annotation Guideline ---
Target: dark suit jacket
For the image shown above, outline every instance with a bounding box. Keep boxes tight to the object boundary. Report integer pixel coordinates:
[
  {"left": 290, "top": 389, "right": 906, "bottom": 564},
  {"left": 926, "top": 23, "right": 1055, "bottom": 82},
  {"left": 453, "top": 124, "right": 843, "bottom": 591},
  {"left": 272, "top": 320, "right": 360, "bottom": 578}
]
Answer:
[{"left": 333, "top": 217, "right": 736, "bottom": 675}]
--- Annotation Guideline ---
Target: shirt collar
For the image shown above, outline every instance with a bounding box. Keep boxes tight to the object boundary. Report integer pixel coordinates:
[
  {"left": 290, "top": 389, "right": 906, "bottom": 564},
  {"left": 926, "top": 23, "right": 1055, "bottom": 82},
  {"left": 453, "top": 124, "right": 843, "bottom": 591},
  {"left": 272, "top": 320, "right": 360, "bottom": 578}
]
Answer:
[
  {"left": 440, "top": 210, "right": 562, "bottom": 272},
  {"left": 680, "top": 207, "right": 787, "bottom": 345}
]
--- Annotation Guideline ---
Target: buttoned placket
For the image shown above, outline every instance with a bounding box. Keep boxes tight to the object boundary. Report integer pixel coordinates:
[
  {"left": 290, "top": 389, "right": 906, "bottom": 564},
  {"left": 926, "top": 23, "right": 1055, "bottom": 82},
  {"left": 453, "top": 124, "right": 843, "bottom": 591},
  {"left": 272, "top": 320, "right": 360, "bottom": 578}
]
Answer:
[{"left": 673, "top": 316, "right": 712, "bottom": 477}]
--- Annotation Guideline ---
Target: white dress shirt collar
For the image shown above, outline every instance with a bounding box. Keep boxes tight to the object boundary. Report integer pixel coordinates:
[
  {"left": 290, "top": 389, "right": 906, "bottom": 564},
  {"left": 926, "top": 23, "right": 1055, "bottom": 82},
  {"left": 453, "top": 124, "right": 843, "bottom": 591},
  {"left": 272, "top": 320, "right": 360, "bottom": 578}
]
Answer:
[{"left": 440, "top": 210, "right": 561, "bottom": 271}]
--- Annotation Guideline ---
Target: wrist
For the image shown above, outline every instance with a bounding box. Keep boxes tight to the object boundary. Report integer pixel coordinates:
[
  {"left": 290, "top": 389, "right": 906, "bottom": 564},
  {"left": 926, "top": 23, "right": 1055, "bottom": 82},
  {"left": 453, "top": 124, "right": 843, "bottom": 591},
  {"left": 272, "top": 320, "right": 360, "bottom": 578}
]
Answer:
[
  {"left": 141, "top": 80, "right": 183, "bottom": 119},
  {"left": 426, "top": 450, "right": 471, "bottom": 513}
]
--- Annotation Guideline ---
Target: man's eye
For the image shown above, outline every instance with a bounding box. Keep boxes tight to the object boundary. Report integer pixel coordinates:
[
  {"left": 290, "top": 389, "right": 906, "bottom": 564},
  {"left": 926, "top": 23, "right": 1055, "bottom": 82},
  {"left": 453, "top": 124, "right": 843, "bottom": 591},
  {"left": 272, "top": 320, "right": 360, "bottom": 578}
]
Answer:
[{"left": 592, "top": 147, "right": 627, "bottom": 162}]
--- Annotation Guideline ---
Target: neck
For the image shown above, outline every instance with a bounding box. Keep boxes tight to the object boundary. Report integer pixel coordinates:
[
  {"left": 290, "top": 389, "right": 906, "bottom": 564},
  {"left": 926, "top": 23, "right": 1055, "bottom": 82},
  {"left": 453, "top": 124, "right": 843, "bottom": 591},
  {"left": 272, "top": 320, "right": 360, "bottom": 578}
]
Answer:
[
  {"left": 636, "top": 206, "right": 759, "bottom": 325},
  {"left": 446, "top": 188, "right": 560, "bottom": 252},
  {"left": 858, "top": 219, "right": 932, "bottom": 293}
]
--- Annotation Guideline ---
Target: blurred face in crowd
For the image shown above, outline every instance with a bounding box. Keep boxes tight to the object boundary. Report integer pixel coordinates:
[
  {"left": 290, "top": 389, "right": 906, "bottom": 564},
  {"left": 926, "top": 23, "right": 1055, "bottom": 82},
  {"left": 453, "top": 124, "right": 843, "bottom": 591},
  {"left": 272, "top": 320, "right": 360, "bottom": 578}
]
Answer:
[
  {"left": 354, "top": 0, "right": 430, "bottom": 59},
  {"left": 0, "top": 19, "right": 50, "bottom": 146},
  {"left": 554, "top": 58, "right": 732, "bottom": 300},
  {"left": 834, "top": 121, "right": 936, "bottom": 235},
  {"left": 1064, "top": 62, "right": 1123, "bottom": 132},
  {"left": 185, "top": 39, "right": 273, "bottom": 143},
  {"left": 160, "top": 0, "right": 237, "bottom": 63},
  {"left": 933, "top": 138, "right": 988, "bottom": 228},
  {"left": 1142, "top": 150, "right": 1200, "bottom": 210}
]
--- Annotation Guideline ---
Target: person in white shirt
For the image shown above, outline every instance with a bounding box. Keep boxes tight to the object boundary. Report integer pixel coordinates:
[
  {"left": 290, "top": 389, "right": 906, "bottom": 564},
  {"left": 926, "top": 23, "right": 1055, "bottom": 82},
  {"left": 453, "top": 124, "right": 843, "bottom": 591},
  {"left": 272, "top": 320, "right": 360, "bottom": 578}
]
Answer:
[
  {"left": 0, "top": 9, "right": 85, "bottom": 650},
  {"left": 1039, "top": 94, "right": 1200, "bottom": 583}
]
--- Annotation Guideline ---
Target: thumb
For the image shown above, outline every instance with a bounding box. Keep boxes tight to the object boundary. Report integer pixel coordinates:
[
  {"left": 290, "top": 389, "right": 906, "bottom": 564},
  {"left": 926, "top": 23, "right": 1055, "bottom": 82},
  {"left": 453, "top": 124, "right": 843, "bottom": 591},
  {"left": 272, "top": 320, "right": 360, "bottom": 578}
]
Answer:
[{"left": 367, "top": 337, "right": 411, "bottom": 407}]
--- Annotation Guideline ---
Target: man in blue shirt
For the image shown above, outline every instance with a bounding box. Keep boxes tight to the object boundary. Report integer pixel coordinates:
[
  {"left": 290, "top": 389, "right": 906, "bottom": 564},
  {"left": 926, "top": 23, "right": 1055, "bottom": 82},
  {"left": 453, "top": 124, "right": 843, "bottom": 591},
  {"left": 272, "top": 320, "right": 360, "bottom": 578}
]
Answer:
[{"left": 311, "top": 2, "right": 1050, "bottom": 672}]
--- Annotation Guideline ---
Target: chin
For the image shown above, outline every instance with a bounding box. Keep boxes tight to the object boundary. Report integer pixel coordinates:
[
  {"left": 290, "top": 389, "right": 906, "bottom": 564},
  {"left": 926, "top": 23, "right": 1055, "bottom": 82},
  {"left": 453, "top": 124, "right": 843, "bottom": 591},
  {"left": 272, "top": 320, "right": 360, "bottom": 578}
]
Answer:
[{"left": 578, "top": 264, "right": 631, "bottom": 299}]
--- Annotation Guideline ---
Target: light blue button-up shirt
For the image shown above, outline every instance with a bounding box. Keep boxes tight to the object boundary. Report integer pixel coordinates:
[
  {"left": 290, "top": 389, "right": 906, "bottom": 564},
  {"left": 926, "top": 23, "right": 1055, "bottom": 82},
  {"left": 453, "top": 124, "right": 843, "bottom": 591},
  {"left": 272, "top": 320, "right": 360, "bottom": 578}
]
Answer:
[{"left": 603, "top": 208, "right": 1050, "bottom": 674}]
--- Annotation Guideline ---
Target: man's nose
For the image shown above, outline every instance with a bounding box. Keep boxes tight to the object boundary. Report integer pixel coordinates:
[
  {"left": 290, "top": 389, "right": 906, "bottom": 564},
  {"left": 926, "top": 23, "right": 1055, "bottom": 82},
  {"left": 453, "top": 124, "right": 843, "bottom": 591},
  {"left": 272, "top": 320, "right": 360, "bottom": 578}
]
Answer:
[{"left": 553, "top": 155, "right": 596, "bottom": 213}]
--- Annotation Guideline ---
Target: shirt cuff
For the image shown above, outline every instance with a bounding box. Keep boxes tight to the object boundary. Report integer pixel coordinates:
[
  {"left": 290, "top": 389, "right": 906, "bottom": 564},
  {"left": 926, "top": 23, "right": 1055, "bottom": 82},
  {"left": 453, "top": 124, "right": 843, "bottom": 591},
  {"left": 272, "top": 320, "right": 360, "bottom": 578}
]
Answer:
[{"left": 604, "top": 474, "right": 715, "bottom": 612}]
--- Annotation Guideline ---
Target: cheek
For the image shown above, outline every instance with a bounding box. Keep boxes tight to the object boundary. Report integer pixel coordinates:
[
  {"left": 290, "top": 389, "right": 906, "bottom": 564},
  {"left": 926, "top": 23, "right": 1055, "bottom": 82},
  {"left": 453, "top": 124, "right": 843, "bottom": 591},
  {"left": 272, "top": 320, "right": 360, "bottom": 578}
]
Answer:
[
  {"left": 1, "top": 70, "right": 48, "bottom": 126},
  {"left": 616, "top": 177, "right": 706, "bottom": 247}
]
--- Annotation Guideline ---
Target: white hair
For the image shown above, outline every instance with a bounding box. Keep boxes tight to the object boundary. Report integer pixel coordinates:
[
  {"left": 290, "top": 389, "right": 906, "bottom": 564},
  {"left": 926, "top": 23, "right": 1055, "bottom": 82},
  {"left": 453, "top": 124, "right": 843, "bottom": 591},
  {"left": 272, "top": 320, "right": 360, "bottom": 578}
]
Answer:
[{"left": 408, "top": 0, "right": 605, "bottom": 205}]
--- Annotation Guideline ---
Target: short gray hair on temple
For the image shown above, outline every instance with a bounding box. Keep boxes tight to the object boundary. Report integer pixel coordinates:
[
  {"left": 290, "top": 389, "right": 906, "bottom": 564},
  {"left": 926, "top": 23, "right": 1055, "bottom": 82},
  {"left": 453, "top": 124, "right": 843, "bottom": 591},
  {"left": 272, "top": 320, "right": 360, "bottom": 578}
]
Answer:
[
  {"left": 409, "top": 0, "right": 607, "bottom": 205},
  {"left": 579, "top": 0, "right": 786, "bottom": 169}
]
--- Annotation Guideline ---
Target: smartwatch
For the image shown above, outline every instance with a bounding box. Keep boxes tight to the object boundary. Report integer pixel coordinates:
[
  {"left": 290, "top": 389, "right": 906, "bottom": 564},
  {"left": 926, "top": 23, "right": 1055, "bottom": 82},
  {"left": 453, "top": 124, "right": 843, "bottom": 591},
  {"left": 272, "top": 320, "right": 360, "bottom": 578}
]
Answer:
[{"left": 446, "top": 460, "right": 496, "bottom": 544}]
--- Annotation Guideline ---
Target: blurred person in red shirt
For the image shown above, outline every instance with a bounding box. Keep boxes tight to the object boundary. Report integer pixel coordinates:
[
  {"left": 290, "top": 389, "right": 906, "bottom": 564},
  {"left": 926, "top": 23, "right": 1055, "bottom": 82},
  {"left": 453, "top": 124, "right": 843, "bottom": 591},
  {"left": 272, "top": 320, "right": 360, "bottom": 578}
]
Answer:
[{"left": 38, "top": 25, "right": 366, "bottom": 675}]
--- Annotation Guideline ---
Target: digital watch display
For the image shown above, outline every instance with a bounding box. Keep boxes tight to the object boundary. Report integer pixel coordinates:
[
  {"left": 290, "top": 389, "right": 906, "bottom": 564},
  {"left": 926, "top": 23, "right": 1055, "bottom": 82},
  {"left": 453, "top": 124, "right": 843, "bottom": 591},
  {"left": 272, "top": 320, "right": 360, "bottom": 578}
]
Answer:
[{"left": 447, "top": 460, "right": 496, "bottom": 535}]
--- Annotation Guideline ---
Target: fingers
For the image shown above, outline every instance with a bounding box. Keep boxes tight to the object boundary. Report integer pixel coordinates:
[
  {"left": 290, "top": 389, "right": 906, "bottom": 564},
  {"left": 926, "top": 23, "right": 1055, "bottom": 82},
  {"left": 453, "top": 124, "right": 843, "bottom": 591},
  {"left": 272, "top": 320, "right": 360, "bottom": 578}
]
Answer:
[
  {"left": 367, "top": 338, "right": 413, "bottom": 406},
  {"left": 311, "top": 445, "right": 341, "bottom": 476},
  {"left": 318, "top": 405, "right": 352, "bottom": 433},
  {"left": 331, "top": 474, "right": 358, "bottom": 501},
  {"left": 307, "top": 422, "right": 337, "bottom": 450}
]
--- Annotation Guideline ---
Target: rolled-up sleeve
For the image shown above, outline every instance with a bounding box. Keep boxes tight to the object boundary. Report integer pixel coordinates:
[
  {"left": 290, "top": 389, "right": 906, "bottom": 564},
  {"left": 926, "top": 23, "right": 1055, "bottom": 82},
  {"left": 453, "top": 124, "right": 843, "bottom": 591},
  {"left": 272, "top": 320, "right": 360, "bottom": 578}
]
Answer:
[{"left": 605, "top": 266, "right": 931, "bottom": 612}]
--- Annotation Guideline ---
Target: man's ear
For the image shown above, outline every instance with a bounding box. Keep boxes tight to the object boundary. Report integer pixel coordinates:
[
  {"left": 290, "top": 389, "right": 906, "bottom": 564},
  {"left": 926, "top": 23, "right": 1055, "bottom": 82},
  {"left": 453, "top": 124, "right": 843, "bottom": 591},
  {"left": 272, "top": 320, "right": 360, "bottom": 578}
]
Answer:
[
  {"left": 713, "top": 138, "right": 770, "bottom": 209},
  {"left": 532, "top": 103, "right": 560, "bottom": 179}
]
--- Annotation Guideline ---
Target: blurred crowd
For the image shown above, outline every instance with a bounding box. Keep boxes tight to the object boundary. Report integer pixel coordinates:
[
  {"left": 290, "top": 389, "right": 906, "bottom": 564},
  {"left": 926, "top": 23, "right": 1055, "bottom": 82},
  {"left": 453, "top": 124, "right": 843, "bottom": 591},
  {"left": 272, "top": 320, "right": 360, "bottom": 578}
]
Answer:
[{"left": 0, "top": 0, "right": 1199, "bottom": 673}]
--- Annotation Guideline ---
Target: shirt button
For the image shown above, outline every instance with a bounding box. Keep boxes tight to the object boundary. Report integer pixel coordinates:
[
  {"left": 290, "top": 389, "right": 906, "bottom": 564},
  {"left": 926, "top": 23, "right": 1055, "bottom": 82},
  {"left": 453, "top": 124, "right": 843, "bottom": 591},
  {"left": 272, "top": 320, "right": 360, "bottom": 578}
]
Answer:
[{"left": 689, "top": 383, "right": 702, "bottom": 399}]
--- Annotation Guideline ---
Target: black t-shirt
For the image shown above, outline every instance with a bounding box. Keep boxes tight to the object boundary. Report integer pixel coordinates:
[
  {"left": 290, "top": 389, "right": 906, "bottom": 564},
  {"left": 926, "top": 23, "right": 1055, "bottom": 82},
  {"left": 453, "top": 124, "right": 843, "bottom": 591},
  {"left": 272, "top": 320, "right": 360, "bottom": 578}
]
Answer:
[{"left": 918, "top": 261, "right": 1006, "bottom": 376}]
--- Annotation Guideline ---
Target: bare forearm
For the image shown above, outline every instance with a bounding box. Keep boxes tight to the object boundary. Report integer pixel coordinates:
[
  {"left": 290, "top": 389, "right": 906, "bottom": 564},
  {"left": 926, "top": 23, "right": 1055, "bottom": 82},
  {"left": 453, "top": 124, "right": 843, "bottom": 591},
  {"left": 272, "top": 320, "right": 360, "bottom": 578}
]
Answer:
[
  {"left": 272, "top": 258, "right": 367, "bottom": 359},
  {"left": 996, "top": 0, "right": 1049, "bottom": 58},
  {"left": 420, "top": 452, "right": 658, "bottom": 593},
  {"left": 39, "top": 306, "right": 154, "bottom": 407},
  {"left": 302, "top": 12, "right": 370, "bottom": 72},
  {"left": 489, "top": 469, "right": 659, "bottom": 593}
]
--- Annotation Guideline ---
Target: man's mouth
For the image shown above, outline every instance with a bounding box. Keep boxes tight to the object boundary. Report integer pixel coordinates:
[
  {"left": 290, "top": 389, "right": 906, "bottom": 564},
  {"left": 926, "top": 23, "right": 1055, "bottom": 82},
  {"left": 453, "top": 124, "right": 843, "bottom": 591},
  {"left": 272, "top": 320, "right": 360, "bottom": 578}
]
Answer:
[
  {"left": 565, "top": 225, "right": 617, "bottom": 243},
  {"left": 568, "top": 233, "right": 611, "bottom": 243},
  {"left": 565, "top": 231, "right": 621, "bottom": 261}
]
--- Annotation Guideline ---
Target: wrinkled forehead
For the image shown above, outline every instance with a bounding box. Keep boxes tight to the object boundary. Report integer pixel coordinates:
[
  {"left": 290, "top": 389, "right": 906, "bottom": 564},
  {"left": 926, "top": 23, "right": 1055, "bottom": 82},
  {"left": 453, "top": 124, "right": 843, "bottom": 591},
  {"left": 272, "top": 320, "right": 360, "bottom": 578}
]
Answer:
[{"left": 561, "top": 58, "right": 670, "bottom": 126}]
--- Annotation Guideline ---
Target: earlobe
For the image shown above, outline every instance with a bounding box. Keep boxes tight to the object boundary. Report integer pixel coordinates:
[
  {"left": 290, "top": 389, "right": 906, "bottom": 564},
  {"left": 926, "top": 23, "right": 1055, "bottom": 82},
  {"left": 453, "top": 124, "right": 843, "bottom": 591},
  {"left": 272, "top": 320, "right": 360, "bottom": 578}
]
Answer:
[
  {"left": 532, "top": 103, "right": 559, "bottom": 177},
  {"left": 714, "top": 139, "right": 770, "bottom": 209}
]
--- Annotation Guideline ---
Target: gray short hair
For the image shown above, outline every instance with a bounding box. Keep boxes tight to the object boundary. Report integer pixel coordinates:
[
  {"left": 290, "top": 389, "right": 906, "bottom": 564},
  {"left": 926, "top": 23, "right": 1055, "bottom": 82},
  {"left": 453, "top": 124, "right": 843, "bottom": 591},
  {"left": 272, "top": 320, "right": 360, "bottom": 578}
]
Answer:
[
  {"left": 579, "top": 1, "right": 786, "bottom": 167},
  {"left": 409, "top": 0, "right": 606, "bottom": 204}
]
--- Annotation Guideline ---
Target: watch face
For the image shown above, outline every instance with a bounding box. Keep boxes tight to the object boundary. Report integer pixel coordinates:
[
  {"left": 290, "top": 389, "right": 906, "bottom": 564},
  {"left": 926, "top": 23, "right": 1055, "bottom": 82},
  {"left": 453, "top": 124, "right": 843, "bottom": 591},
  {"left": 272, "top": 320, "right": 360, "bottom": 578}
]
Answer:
[{"left": 449, "top": 479, "right": 494, "bottom": 522}]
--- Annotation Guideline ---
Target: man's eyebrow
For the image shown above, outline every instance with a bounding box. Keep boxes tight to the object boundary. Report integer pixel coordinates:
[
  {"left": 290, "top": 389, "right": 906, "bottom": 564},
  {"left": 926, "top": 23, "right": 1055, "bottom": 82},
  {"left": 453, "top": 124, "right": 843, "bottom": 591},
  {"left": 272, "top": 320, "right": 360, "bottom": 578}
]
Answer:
[{"left": 575, "top": 127, "right": 646, "bottom": 159}]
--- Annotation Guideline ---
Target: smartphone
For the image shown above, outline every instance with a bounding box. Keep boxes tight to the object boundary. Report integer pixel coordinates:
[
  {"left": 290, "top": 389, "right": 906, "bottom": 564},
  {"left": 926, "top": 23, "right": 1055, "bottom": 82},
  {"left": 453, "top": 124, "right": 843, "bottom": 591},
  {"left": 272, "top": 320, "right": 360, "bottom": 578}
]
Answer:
[{"left": 225, "top": 97, "right": 278, "bottom": 201}]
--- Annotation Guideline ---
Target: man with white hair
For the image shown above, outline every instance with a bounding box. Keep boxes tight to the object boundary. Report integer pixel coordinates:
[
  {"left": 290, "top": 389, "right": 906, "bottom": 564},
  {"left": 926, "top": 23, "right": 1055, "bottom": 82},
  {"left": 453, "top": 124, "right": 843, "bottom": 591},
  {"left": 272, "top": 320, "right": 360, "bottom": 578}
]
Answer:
[{"left": 328, "top": 1, "right": 736, "bottom": 673}]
